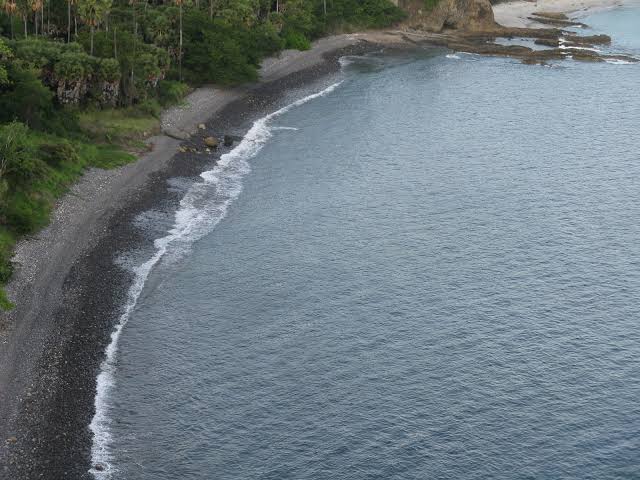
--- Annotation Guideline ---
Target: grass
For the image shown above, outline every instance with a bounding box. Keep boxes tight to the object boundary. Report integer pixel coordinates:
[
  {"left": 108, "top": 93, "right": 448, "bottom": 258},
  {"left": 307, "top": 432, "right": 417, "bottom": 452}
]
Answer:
[
  {"left": 0, "top": 126, "right": 136, "bottom": 310},
  {"left": 78, "top": 104, "right": 161, "bottom": 149}
]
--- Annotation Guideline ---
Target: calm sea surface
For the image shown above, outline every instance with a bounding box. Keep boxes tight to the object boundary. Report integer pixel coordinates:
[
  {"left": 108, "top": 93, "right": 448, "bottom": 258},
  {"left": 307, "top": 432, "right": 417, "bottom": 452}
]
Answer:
[{"left": 93, "top": 6, "right": 640, "bottom": 479}]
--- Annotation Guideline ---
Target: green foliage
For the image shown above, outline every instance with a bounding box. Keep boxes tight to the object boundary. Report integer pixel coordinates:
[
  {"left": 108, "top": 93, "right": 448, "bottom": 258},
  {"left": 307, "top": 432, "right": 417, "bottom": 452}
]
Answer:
[
  {"left": 39, "top": 140, "right": 80, "bottom": 168},
  {"left": 283, "top": 30, "right": 311, "bottom": 50},
  {"left": 0, "top": 37, "right": 12, "bottom": 86},
  {"left": 182, "top": 11, "right": 260, "bottom": 85},
  {"left": 54, "top": 52, "right": 91, "bottom": 81},
  {"left": 0, "top": 0, "right": 406, "bottom": 310},
  {"left": 157, "top": 80, "right": 189, "bottom": 106},
  {"left": 11, "top": 39, "right": 84, "bottom": 72},
  {"left": 4, "top": 190, "right": 51, "bottom": 234},
  {"left": 0, "top": 121, "right": 45, "bottom": 186},
  {"left": 322, "top": 0, "right": 407, "bottom": 30},
  {"left": 94, "top": 58, "right": 121, "bottom": 83},
  {"left": 0, "top": 229, "right": 14, "bottom": 284},
  {"left": 0, "top": 64, "right": 55, "bottom": 130},
  {"left": 424, "top": 0, "right": 440, "bottom": 11},
  {"left": 78, "top": 107, "right": 160, "bottom": 145}
]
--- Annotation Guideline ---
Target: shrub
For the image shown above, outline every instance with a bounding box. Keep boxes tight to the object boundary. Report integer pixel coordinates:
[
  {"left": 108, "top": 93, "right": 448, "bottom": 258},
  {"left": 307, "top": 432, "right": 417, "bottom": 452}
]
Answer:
[
  {"left": 54, "top": 52, "right": 90, "bottom": 82},
  {"left": 94, "top": 58, "right": 121, "bottom": 83},
  {"left": 157, "top": 80, "right": 189, "bottom": 106},
  {"left": 137, "top": 99, "right": 162, "bottom": 118},
  {"left": 0, "top": 122, "right": 46, "bottom": 185},
  {"left": 0, "top": 65, "right": 57, "bottom": 131},
  {"left": 182, "top": 12, "right": 259, "bottom": 85},
  {"left": 39, "top": 140, "right": 81, "bottom": 168},
  {"left": 424, "top": 0, "right": 440, "bottom": 10},
  {"left": 283, "top": 30, "right": 311, "bottom": 50},
  {"left": 0, "top": 230, "right": 15, "bottom": 284},
  {"left": 3, "top": 190, "right": 51, "bottom": 234}
]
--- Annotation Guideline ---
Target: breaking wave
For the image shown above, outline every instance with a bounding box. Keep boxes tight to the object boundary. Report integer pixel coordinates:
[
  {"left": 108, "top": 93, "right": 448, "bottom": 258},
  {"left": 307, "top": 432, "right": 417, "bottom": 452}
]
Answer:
[{"left": 88, "top": 81, "right": 343, "bottom": 478}]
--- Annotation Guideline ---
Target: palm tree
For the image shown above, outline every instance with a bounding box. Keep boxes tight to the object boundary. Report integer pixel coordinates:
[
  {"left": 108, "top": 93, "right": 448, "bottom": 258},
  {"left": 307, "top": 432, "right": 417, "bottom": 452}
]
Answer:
[
  {"left": 174, "top": 0, "right": 184, "bottom": 81},
  {"left": 67, "top": 0, "right": 74, "bottom": 41},
  {"left": 29, "top": 0, "right": 41, "bottom": 36},
  {"left": 1, "top": 0, "right": 18, "bottom": 38},
  {"left": 78, "top": 0, "right": 112, "bottom": 54}
]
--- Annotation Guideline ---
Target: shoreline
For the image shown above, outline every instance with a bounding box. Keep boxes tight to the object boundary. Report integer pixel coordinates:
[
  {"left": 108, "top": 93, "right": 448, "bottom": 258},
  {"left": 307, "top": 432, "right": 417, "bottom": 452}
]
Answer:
[
  {"left": 493, "top": 0, "right": 628, "bottom": 28},
  {"left": 0, "top": 0, "right": 632, "bottom": 475},
  {"left": 0, "top": 32, "right": 417, "bottom": 479}
]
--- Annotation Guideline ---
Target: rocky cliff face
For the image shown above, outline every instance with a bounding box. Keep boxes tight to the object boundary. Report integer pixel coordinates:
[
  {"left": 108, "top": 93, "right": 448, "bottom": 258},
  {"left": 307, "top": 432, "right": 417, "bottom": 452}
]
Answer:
[{"left": 399, "top": 0, "right": 498, "bottom": 32}]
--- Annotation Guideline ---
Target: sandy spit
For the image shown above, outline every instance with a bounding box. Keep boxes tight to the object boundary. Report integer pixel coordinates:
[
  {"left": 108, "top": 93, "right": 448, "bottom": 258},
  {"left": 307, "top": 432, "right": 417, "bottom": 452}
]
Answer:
[{"left": 493, "top": 0, "right": 632, "bottom": 28}]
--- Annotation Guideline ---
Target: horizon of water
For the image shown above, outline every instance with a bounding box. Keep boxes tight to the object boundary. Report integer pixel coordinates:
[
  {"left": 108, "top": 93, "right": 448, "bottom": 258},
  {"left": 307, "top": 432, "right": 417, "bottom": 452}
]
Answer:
[{"left": 91, "top": 6, "right": 640, "bottom": 479}]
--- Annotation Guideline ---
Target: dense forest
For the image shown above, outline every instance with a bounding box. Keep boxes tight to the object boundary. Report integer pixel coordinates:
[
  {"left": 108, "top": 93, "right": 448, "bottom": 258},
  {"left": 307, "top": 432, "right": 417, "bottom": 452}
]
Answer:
[{"left": 0, "top": 0, "right": 406, "bottom": 308}]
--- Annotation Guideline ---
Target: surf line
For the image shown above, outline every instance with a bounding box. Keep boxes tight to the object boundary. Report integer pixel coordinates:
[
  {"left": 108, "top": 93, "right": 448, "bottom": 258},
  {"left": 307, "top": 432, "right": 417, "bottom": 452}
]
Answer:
[{"left": 88, "top": 80, "right": 344, "bottom": 478}]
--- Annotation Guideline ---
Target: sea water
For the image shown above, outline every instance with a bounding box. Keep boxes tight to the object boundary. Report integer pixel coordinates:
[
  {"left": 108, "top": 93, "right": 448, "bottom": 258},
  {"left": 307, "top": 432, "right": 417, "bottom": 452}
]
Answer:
[{"left": 91, "top": 6, "right": 640, "bottom": 479}]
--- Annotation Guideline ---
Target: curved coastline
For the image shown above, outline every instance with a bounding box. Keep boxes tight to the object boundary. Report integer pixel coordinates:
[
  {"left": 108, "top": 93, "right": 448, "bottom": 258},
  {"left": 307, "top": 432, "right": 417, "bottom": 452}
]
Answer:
[
  {"left": 0, "top": 0, "right": 632, "bottom": 475},
  {"left": 0, "top": 34, "right": 405, "bottom": 479}
]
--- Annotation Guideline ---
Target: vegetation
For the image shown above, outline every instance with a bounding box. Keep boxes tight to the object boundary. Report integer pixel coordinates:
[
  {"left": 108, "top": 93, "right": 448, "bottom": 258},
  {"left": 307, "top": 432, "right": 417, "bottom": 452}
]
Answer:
[
  {"left": 0, "top": 0, "right": 405, "bottom": 309},
  {"left": 424, "top": 0, "right": 439, "bottom": 11}
]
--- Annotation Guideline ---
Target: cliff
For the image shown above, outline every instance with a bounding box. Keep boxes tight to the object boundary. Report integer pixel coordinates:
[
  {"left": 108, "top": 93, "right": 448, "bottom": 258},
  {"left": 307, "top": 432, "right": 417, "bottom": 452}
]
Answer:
[{"left": 398, "top": 0, "right": 498, "bottom": 32}]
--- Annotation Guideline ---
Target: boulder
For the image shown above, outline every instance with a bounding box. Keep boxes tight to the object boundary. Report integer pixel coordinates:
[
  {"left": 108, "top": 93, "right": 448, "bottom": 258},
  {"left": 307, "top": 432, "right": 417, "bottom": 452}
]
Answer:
[
  {"left": 164, "top": 128, "right": 191, "bottom": 140},
  {"left": 224, "top": 135, "right": 235, "bottom": 147},
  {"left": 204, "top": 136, "right": 219, "bottom": 148}
]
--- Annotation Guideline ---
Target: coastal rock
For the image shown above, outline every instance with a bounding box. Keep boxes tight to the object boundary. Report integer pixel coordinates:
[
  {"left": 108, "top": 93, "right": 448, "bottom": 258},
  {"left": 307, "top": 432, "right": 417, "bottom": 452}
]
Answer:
[
  {"left": 198, "top": 123, "right": 206, "bottom": 130},
  {"left": 55, "top": 79, "right": 88, "bottom": 105},
  {"left": 164, "top": 128, "right": 191, "bottom": 140},
  {"left": 399, "top": 0, "right": 497, "bottom": 32},
  {"left": 564, "top": 34, "right": 611, "bottom": 45},
  {"left": 224, "top": 135, "right": 235, "bottom": 147},
  {"left": 204, "top": 136, "right": 219, "bottom": 148},
  {"left": 98, "top": 81, "right": 120, "bottom": 107}
]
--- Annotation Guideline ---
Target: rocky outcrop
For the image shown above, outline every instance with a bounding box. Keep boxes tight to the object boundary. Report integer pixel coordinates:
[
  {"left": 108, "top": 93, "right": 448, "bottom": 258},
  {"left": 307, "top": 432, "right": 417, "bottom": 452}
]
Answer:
[
  {"left": 399, "top": 0, "right": 498, "bottom": 32},
  {"left": 56, "top": 80, "right": 89, "bottom": 106}
]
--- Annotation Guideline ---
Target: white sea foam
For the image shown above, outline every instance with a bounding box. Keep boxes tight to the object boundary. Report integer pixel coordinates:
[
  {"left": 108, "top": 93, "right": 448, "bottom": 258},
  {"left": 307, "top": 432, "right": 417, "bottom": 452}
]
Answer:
[
  {"left": 605, "top": 58, "right": 636, "bottom": 64},
  {"left": 446, "top": 54, "right": 461, "bottom": 60},
  {"left": 88, "top": 81, "right": 343, "bottom": 478},
  {"left": 558, "top": 37, "right": 601, "bottom": 52}
]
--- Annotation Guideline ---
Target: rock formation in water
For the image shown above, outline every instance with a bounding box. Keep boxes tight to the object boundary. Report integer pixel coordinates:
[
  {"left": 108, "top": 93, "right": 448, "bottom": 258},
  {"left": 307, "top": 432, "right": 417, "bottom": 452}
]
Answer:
[{"left": 392, "top": 1, "right": 637, "bottom": 65}]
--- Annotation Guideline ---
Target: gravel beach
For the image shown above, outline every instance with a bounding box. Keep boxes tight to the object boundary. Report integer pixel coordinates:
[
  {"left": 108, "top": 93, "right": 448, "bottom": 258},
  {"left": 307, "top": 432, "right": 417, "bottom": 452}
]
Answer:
[{"left": 0, "top": 33, "right": 412, "bottom": 479}]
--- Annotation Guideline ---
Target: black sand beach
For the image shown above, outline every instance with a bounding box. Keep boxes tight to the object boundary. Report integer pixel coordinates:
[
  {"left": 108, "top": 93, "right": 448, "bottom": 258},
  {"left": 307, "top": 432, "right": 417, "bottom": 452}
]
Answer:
[{"left": 0, "top": 37, "right": 398, "bottom": 479}]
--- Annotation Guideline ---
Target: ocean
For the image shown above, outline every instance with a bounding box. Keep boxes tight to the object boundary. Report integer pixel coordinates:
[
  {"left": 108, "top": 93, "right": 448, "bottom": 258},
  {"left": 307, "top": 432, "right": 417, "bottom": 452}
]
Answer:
[{"left": 90, "top": 6, "right": 640, "bottom": 479}]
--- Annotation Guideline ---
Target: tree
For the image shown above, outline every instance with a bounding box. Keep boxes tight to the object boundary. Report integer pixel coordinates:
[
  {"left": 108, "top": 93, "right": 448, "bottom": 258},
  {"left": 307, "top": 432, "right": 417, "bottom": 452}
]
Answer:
[
  {"left": 28, "top": 0, "right": 41, "bottom": 36},
  {"left": 1, "top": 0, "right": 18, "bottom": 38},
  {"left": 174, "top": 0, "right": 184, "bottom": 80},
  {"left": 67, "top": 0, "right": 77, "bottom": 42},
  {"left": 77, "top": 0, "right": 112, "bottom": 55}
]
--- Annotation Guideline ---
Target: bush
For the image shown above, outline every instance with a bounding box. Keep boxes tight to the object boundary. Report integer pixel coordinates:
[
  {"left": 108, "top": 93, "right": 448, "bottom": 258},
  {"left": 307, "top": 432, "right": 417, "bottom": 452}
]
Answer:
[
  {"left": 0, "top": 122, "right": 46, "bottom": 185},
  {"left": 3, "top": 190, "right": 51, "bottom": 234},
  {"left": 0, "top": 65, "right": 57, "bottom": 131},
  {"left": 54, "top": 52, "right": 90, "bottom": 82},
  {"left": 424, "top": 0, "right": 440, "bottom": 11},
  {"left": 182, "top": 12, "right": 259, "bottom": 85},
  {"left": 39, "top": 140, "right": 81, "bottom": 168},
  {"left": 157, "top": 80, "right": 189, "bottom": 106},
  {"left": 283, "top": 30, "right": 311, "bottom": 50},
  {"left": 137, "top": 99, "right": 162, "bottom": 118},
  {"left": 94, "top": 58, "right": 121, "bottom": 83},
  {"left": 0, "top": 229, "right": 15, "bottom": 284}
]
